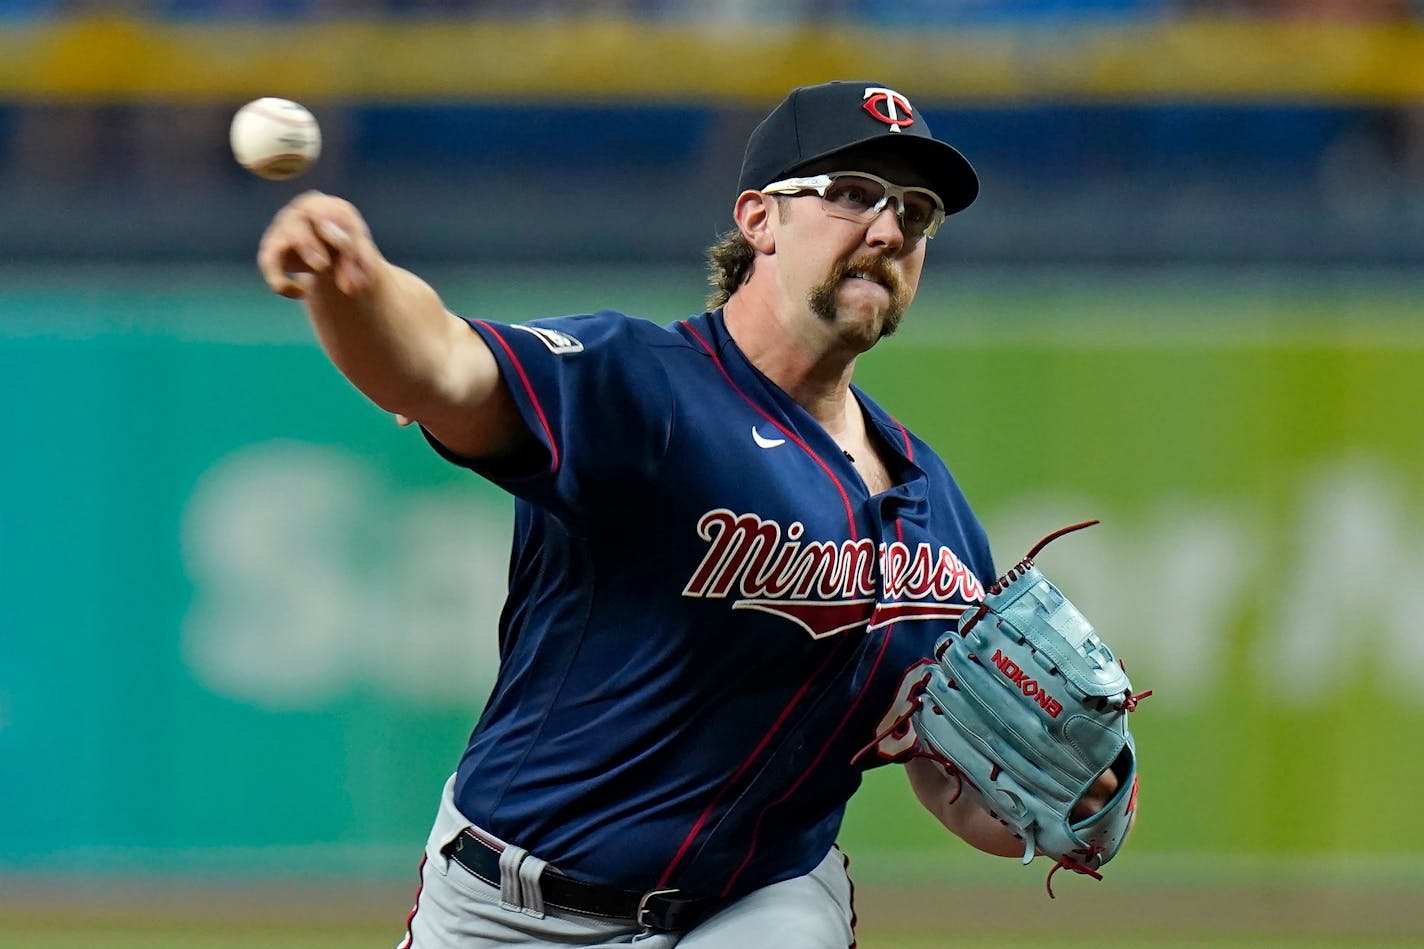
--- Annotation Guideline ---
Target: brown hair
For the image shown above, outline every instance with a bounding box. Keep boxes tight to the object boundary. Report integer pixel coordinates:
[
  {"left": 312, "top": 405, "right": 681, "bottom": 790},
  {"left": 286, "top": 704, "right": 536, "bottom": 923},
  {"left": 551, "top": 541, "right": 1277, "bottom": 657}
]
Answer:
[
  {"left": 704, "top": 196, "right": 787, "bottom": 310},
  {"left": 704, "top": 228, "right": 756, "bottom": 310}
]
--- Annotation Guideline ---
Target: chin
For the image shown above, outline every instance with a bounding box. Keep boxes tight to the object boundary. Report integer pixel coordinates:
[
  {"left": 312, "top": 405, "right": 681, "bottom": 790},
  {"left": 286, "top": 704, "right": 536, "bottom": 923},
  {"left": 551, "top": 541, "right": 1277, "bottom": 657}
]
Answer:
[
  {"left": 843, "top": 297, "right": 906, "bottom": 341},
  {"left": 809, "top": 283, "right": 908, "bottom": 344},
  {"left": 831, "top": 307, "right": 896, "bottom": 350}
]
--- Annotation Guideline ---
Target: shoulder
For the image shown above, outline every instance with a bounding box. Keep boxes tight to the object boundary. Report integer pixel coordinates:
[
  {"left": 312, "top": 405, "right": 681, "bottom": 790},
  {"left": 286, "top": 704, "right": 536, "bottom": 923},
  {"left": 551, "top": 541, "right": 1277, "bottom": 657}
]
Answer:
[
  {"left": 467, "top": 309, "right": 735, "bottom": 405},
  {"left": 466, "top": 310, "right": 696, "bottom": 380},
  {"left": 513, "top": 310, "right": 697, "bottom": 349}
]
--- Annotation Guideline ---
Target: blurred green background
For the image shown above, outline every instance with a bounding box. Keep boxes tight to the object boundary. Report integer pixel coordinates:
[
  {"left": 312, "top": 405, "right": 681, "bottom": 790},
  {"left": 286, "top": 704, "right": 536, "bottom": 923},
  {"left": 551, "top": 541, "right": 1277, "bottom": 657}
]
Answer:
[{"left": 3, "top": 2, "right": 1424, "bottom": 947}]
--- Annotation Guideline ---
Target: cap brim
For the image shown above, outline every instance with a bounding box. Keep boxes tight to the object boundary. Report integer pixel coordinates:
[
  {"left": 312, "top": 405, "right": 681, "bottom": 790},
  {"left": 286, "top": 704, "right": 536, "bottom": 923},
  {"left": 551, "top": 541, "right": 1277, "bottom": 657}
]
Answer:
[{"left": 785, "top": 134, "right": 980, "bottom": 216}]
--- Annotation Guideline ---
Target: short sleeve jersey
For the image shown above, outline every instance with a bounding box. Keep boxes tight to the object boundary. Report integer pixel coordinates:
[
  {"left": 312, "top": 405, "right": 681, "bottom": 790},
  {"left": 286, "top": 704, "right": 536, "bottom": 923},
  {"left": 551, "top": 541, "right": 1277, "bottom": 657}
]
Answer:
[{"left": 427, "top": 308, "right": 994, "bottom": 900}]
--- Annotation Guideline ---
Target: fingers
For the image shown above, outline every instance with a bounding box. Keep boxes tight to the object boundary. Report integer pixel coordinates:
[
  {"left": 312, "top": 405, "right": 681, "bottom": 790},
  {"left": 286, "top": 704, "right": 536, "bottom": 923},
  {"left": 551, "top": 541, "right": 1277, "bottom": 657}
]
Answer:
[
  {"left": 318, "top": 218, "right": 374, "bottom": 297},
  {"left": 256, "top": 191, "right": 379, "bottom": 300},
  {"left": 1070, "top": 768, "right": 1120, "bottom": 823},
  {"left": 318, "top": 219, "right": 350, "bottom": 246}
]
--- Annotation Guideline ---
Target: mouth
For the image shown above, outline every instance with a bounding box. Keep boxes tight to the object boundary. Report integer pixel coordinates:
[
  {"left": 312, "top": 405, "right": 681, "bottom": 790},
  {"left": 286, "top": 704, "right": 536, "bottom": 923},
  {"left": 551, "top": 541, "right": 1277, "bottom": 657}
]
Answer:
[
  {"left": 810, "top": 260, "right": 909, "bottom": 333},
  {"left": 844, "top": 269, "right": 891, "bottom": 290}
]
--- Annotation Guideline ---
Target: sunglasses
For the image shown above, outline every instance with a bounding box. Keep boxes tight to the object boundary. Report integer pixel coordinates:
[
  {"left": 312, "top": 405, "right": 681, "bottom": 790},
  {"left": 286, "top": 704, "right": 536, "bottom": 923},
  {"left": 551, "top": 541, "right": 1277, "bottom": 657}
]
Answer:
[{"left": 760, "top": 171, "right": 946, "bottom": 242}]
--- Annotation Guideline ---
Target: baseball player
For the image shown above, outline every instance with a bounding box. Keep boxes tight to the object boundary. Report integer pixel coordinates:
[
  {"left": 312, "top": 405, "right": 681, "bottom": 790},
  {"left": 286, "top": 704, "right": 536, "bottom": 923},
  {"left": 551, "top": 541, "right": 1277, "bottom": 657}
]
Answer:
[{"left": 257, "top": 80, "right": 1116, "bottom": 948}]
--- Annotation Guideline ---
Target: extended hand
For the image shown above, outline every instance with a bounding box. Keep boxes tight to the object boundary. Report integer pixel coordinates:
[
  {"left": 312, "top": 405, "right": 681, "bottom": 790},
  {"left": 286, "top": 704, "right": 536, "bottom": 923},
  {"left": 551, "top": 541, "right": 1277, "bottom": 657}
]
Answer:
[{"left": 256, "top": 191, "right": 384, "bottom": 300}]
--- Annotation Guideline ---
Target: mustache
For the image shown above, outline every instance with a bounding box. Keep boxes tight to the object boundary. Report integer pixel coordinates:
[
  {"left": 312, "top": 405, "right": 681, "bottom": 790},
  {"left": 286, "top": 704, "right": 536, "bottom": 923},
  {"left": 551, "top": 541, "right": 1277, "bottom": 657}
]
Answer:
[
  {"left": 831, "top": 254, "right": 906, "bottom": 303},
  {"left": 807, "top": 253, "right": 913, "bottom": 338}
]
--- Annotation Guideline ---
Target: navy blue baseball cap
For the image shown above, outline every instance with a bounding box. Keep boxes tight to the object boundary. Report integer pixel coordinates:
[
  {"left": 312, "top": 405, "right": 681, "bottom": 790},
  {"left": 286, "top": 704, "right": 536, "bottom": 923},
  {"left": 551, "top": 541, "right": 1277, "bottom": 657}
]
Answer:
[{"left": 738, "top": 80, "right": 979, "bottom": 215}]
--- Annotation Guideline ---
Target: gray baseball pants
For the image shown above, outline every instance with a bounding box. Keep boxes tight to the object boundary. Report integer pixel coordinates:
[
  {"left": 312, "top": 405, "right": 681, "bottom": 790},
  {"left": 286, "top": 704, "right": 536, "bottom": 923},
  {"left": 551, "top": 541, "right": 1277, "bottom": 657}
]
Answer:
[{"left": 397, "top": 774, "right": 856, "bottom": 948}]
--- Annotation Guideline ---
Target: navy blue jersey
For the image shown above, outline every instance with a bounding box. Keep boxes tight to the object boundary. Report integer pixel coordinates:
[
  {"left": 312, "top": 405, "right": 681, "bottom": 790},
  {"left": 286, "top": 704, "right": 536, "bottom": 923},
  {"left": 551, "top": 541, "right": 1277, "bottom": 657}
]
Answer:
[{"left": 425, "top": 308, "right": 994, "bottom": 899}]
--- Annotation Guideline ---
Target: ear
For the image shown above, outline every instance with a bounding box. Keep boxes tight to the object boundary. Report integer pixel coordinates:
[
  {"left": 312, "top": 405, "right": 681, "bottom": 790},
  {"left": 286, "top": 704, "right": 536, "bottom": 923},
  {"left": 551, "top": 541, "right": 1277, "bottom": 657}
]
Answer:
[{"left": 733, "top": 190, "right": 778, "bottom": 254}]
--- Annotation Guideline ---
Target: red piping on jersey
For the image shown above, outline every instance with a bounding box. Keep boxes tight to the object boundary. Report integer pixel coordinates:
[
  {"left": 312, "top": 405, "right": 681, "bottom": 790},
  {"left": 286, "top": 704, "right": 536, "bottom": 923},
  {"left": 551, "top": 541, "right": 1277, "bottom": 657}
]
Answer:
[
  {"left": 720, "top": 615, "right": 899, "bottom": 896},
  {"left": 841, "top": 847, "right": 859, "bottom": 949},
  {"left": 655, "top": 632, "right": 856, "bottom": 889},
  {"left": 397, "top": 853, "right": 426, "bottom": 949},
  {"left": 720, "top": 508, "right": 912, "bottom": 895},
  {"left": 657, "top": 319, "right": 864, "bottom": 890},
  {"left": 681, "top": 322, "right": 857, "bottom": 537},
  {"left": 891, "top": 417, "right": 913, "bottom": 460},
  {"left": 471, "top": 320, "right": 560, "bottom": 473}
]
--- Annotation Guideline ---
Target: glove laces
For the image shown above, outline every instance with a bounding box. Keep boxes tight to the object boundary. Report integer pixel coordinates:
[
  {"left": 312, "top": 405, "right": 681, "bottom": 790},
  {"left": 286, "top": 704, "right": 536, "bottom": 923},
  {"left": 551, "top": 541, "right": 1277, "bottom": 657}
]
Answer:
[
  {"left": 1046, "top": 844, "right": 1106, "bottom": 899},
  {"left": 957, "top": 520, "right": 1100, "bottom": 639},
  {"left": 849, "top": 666, "right": 970, "bottom": 804},
  {"left": 1122, "top": 689, "right": 1153, "bottom": 712},
  {"left": 850, "top": 665, "right": 932, "bottom": 766}
]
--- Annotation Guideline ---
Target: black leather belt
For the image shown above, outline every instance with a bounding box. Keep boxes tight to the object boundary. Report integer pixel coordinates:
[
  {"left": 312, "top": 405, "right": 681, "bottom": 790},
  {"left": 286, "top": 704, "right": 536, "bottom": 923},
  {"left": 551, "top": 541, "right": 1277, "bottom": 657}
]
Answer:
[{"left": 442, "top": 828, "right": 721, "bottom": 932}]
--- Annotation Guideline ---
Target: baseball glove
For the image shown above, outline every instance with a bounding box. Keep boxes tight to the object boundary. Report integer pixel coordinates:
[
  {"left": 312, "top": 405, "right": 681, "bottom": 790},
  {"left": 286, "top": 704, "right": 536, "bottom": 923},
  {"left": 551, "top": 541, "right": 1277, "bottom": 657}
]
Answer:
[{"left": 909, "top": 521, "right": 1149, "bottom": 896}]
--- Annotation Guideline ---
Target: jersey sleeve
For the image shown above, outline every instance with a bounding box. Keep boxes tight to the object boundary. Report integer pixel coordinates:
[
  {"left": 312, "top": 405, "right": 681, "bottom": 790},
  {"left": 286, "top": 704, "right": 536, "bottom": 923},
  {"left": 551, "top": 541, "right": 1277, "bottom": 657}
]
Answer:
[
  {"left": 961, "top": 515, "right": 995, "bottom": 593},
  {"left": 945, "top": 477, "right": 994, "bottom": 589},
  {"left": 423, "top": 310, "right": 675, "bottom": 523},
  {"left": 918, "top": 438, "right": 997, "bottom": 591}
]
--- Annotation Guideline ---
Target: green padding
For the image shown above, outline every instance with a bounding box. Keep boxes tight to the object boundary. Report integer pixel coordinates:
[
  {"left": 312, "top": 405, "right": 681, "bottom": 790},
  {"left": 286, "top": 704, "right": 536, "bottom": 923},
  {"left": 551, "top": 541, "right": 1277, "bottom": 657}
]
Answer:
[{"left": 3, "top": 265, "right": 1423, "bottom": 879}]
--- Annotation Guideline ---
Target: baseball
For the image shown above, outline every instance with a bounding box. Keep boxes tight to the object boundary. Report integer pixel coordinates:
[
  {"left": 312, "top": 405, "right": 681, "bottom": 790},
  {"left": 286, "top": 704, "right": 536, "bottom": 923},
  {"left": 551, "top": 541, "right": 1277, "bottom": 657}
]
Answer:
[{"left": 230, "top": 97, "right": 321, "bottom": 181}]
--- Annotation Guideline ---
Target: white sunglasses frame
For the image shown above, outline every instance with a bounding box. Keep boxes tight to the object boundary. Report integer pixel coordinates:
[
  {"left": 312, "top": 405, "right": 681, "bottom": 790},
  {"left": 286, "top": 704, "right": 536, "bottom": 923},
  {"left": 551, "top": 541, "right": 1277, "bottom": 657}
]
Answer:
[{"left": 760, "top": 171, "right": 947, "bottom": 240}]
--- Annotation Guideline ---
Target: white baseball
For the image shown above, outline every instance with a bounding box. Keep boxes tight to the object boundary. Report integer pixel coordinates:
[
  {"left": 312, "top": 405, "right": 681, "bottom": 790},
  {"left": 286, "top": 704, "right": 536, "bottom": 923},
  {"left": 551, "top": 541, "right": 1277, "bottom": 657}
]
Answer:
[{"left": 230, "top": 97, "right": 321, "bottom": 181}]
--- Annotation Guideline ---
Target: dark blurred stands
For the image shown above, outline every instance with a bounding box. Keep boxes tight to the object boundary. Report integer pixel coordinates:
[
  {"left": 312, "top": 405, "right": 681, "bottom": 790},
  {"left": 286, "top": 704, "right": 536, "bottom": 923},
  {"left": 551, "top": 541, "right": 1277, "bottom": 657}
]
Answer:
[{"left": 0, "top": 1, "right": 1420, "bottom": 266}]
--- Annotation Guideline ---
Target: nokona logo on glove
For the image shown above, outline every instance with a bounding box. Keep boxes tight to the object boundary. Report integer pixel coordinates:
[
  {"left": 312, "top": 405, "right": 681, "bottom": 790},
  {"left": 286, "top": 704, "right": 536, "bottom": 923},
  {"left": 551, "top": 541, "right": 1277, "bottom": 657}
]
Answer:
[{"left": 991, "top": 649, "right": 1064, "bottom": 719}]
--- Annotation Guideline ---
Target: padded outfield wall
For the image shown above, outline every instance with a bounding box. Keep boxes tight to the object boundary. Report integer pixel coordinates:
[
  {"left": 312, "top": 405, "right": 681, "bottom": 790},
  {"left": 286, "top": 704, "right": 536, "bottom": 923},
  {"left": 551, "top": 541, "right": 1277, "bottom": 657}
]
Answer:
[{"left": 3, "top": 263, "right": 1423, "bottom": 891}]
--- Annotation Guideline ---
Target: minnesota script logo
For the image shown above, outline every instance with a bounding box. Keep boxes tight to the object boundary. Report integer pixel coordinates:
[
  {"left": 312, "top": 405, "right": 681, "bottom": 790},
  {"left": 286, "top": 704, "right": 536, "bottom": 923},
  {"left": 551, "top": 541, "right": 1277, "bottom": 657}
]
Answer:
[{"left": 682, "top": 509, "right": 985, "bottom": 639}]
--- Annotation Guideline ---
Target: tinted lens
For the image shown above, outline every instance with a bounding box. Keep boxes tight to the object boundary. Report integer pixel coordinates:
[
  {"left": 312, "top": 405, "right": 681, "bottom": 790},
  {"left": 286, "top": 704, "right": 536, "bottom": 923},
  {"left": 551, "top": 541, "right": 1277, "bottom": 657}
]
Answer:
[
  {"left": 822, "top": 175, "right": 941, "bottom": 240},
  {"left": 822, "top": 175, "right": 887, "bottom": 216},
  {"left": 899, "top": 191, "right": 941, "bottom": 239}
]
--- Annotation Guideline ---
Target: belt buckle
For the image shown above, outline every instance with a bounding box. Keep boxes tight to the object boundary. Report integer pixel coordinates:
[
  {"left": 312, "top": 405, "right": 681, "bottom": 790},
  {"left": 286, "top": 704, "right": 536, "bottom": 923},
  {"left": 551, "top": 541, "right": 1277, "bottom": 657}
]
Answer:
[{"left": 636, "top": 888, "right": 684, "bottom": 932}]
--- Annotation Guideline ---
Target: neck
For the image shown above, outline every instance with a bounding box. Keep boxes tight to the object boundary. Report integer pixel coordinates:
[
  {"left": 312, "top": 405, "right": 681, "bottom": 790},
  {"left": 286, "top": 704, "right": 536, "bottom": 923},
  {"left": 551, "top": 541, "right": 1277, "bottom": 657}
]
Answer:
[{"left": 722, "top": 291, "right": 861, "bottom": 436}]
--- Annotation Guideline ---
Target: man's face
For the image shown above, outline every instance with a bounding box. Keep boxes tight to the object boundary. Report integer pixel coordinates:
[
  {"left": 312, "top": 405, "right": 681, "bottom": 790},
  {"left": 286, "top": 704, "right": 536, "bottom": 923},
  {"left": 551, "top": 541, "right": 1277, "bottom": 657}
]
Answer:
[{"left": 769, "top": 150, "right": 933, "bottom": 346}]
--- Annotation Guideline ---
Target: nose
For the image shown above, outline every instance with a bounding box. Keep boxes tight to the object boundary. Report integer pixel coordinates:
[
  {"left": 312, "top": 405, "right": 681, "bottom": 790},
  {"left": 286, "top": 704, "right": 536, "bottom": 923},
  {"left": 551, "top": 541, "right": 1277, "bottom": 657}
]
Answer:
[{"left": 864, "top": 201, "right": 906, "bottom": 253}]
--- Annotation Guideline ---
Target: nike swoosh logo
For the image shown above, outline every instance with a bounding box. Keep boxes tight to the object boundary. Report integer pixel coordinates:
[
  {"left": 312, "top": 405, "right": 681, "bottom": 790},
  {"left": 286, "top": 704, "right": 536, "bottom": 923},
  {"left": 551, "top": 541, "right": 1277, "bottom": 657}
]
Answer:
[{"left": 752, "top": 426, "right": 786, "bottom": 449}]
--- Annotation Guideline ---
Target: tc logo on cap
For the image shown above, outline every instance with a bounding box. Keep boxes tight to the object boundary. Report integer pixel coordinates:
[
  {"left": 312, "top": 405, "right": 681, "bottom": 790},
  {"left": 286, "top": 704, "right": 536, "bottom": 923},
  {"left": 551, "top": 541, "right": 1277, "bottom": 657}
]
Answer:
[{"left": 862, "top": 87, "right": 914, "bottom": 133}]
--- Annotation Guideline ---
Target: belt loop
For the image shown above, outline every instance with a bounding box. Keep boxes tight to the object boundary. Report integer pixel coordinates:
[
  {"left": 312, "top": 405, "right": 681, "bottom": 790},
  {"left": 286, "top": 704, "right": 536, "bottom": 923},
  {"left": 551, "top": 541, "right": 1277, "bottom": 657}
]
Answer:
[
  {"left": 498, "top": 845, "right": 528, "bottom": 911},
  {"left": 637, "top": 889, "right": 681, "bottom": 932},
  {"left": 517, "top": 853, "right": 548, "bottom": 918}
]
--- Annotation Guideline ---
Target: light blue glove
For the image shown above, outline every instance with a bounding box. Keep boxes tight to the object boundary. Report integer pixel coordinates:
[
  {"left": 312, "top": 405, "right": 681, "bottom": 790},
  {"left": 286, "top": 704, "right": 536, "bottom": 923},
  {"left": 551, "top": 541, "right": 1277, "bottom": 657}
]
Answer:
[{"left": 910, "top": 522, "right": 1148, "bottom": 896}]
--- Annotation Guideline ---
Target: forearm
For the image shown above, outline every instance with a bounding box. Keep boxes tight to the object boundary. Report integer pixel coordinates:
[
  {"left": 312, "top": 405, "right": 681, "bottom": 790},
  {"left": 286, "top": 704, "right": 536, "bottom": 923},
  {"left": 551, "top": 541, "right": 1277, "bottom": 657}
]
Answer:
[
  {"left": 302, "top": 261, "right": 476, "bottom": 418},
  {"left": 905, "top": 756, "right": 1026, "bottom": 859},
  {"left": 258, "top": 193, "right": 528, "bottom": 460}
]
